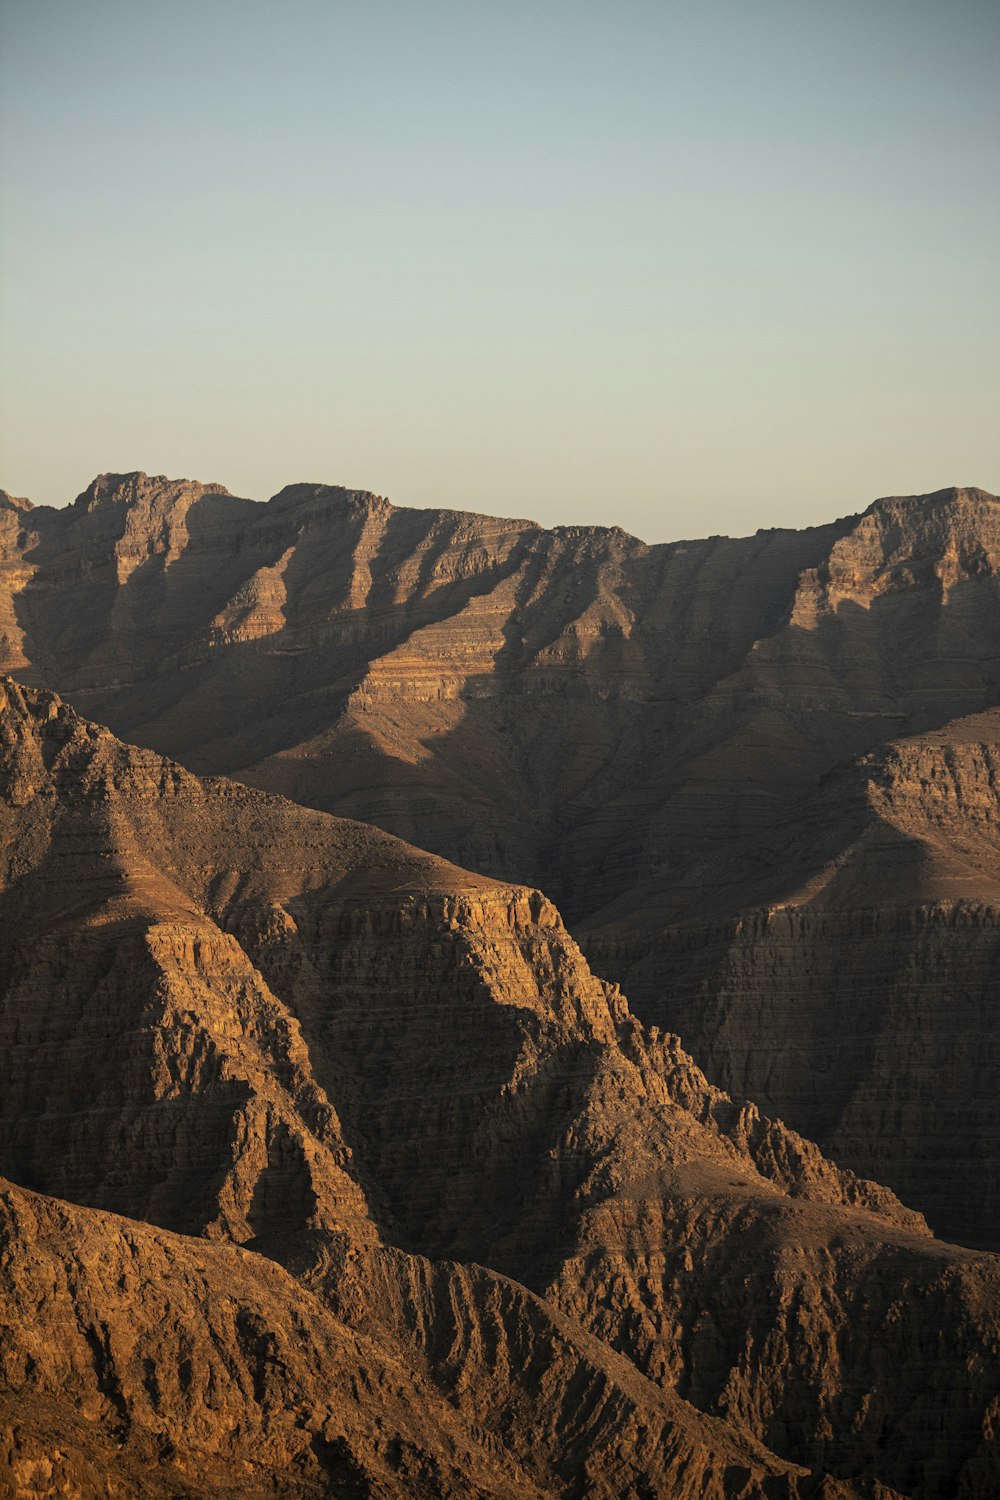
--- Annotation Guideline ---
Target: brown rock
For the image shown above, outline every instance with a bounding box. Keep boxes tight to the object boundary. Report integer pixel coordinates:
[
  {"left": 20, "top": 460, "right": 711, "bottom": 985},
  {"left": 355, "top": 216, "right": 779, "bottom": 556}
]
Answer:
[
  {"left": 0, "top": 680, "right": 997, "bottom": 1497},
  {"left": 6, "top": 474, "right": 996, "bottom": 1243}
]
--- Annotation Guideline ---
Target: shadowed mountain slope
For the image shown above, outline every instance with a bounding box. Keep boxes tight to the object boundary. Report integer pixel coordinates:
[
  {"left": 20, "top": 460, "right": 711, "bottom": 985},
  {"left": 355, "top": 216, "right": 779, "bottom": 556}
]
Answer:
[
  {"left": 0, "top": 679, "right": 998, "bottom": 1498},
  {"left": 3, "top": 474, "right": 1000, "bottom": 1247}
]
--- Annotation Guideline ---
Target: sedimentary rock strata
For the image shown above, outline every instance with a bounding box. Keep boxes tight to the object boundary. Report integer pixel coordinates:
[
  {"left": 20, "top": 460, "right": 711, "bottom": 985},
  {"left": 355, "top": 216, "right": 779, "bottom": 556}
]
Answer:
[
  {"left": 3, "top": 475, "right": 1000, "bottom": 1247},
  {"left": 0, "top": 679, "right": 997, "bottom": 1497}
]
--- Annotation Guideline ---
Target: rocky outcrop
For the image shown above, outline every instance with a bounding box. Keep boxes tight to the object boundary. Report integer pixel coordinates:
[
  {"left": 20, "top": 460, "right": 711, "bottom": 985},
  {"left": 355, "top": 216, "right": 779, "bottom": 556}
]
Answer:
[{"left": 1, "top": 680, "right": 998, "bottom": 1497}]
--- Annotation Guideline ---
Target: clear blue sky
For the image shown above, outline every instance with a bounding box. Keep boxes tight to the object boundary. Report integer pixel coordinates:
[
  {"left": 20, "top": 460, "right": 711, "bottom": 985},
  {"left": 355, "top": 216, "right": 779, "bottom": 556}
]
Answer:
[{"left": 1, "top": 0, "right": 997, "bottom": 539}]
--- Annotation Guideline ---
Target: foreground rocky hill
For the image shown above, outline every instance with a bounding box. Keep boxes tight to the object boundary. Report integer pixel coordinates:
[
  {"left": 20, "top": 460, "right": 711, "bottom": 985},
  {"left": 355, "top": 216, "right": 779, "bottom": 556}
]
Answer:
[
  {"left": 2, "top": 474, "right": 1000, "bottom": 1249},
  {"left": 0, "top": 678, "right": 998, "bottom": 1497}
]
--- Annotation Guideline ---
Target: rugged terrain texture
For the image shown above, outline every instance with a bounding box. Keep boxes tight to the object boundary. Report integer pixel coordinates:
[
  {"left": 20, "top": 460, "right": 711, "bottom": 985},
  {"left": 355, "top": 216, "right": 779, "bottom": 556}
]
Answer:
[
  {"left": 586, "top": 712, "right": 1000, "bottom": 1251},
  {"left": 8, "top": 1175, "right": 831, "bottom": 1500},
  {"left": 3, "top": 475, "right": 1000, "bottom": 1248},
  {"left": 0, "top": 679, "right": 998, "bottom": 1497}
]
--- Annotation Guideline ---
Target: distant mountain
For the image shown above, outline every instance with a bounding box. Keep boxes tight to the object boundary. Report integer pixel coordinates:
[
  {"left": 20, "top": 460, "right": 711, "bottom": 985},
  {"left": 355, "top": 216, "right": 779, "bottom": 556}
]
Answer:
[
  {"left": 3, "top": 473, "right": 1000, "bottom": 1248},
  {"left": 1, "top": 677, "right": 998, "bottom": 1497}
]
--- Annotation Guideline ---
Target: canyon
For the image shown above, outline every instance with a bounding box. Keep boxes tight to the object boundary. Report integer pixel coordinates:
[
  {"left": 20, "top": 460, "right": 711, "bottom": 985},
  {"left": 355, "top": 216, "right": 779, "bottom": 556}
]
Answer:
[{"left": 1, "top": 473, "right": 999, "bottom": 1496}]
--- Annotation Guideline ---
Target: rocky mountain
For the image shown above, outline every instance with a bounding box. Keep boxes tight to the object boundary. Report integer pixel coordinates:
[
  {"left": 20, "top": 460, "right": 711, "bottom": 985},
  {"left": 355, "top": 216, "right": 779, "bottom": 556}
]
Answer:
[
  {"left": 1, "top": 677, "right": 998, "bottom": 1498},
  {"left": 2, "top": 474, "right": 1000, "bottom": 1250}
]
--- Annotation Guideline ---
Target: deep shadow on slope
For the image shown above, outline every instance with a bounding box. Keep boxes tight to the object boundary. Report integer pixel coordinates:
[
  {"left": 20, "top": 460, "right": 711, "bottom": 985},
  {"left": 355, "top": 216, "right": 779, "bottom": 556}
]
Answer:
[{"left": 2, "top": 681, "right": 999, "bottom": 1498}]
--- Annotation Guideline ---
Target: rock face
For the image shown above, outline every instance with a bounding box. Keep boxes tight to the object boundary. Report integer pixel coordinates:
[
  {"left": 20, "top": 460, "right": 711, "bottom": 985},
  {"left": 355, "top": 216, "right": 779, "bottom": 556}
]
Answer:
[
  {"left": 0, "top": 678, "right": 998, "bottom": 1498},
  {"left": 6, "top": 1176, "right": 824, "bottom": 1500},
  {"left": 4, "top": 474, "right": 1000, "bottom": 1248},
  {"left": 585, "top": 717, "right": 1000, "bottom": 1251}
]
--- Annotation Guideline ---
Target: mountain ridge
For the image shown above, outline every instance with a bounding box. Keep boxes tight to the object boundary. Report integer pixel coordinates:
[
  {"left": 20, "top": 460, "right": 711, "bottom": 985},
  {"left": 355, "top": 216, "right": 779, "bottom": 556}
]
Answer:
[{"left": 3, "top": 475, "right": 1000, "bottom": 1251}]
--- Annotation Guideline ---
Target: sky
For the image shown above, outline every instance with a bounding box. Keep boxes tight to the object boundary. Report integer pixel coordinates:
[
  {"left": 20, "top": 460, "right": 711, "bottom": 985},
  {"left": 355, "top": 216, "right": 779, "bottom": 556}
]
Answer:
[{"left": 1, "top": 0, "right": 997, "bottom": 541}]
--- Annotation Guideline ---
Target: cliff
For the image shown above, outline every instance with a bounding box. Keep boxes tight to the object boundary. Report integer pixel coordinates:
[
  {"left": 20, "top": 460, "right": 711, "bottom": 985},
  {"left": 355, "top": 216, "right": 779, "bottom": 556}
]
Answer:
[
  {"left": 583, "top": 714, "right": 1000, "bottom": 1248},
  {"left": 0, "top": 680, "right": 998, "bottom": 1497}
]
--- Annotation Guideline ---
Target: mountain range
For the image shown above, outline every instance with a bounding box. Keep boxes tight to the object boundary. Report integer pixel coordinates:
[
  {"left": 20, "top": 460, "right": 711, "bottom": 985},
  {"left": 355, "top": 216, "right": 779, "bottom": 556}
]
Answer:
[{"left": 1, "top": 473, "right": 999, "bottom": 1497}]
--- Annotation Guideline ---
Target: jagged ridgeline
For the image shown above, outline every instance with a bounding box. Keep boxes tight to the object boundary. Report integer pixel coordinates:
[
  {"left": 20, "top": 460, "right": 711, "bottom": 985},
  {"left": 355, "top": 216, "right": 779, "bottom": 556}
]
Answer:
[
  {"left": 0, "top": 677, "right": 998, "bottom": 1497},
  {"left": 3, "top": 476, "right": 1000, "bottom": 1249}
]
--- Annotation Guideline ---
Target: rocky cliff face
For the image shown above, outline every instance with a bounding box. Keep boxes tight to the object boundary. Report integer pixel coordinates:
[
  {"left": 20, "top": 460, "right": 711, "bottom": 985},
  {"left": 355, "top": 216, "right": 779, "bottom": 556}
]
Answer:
[
  {"left": 584, "top": 714, "right": 1000, "bottom": 1249},
  {"left": 10, "top": 1174, "right": 843, "bottom": 1500},
  {"left": 0, "top": 680, "right": 998, "bottom": 1498},
  {"left": 0, "top": 472, "right": 854, "bottom": 883},
  {"left": 3, "top": 474, "right": 1000, "bottom": 1251}
]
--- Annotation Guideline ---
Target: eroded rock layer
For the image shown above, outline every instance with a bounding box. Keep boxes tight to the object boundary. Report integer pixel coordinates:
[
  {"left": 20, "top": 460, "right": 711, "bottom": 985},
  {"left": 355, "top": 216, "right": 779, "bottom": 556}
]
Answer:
[
  {"left": 3, "top": 476, "right": 1000, "bottom": 1244},
  {"left": 0, "top": 680, "right": 997, "bottom": 1497}
]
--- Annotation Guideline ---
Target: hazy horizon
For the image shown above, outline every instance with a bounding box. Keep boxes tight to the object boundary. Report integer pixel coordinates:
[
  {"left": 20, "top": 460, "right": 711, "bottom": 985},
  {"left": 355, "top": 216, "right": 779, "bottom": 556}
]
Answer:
[{"left": 2, "top": 0, "right": 997, "bottom": 542}]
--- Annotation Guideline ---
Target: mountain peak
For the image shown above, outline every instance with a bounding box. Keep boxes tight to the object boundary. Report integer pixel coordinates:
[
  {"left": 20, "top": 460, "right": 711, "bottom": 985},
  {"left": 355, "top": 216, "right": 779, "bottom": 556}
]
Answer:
[
  {"left": 74, "top": 471, "right": 233, "bottom": 511},
  {"left": 864, "top": 484, "right": 998, "bottom": 522},
  {"left": 0, "top": 490, "right": 32, "bottom": 513}
]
